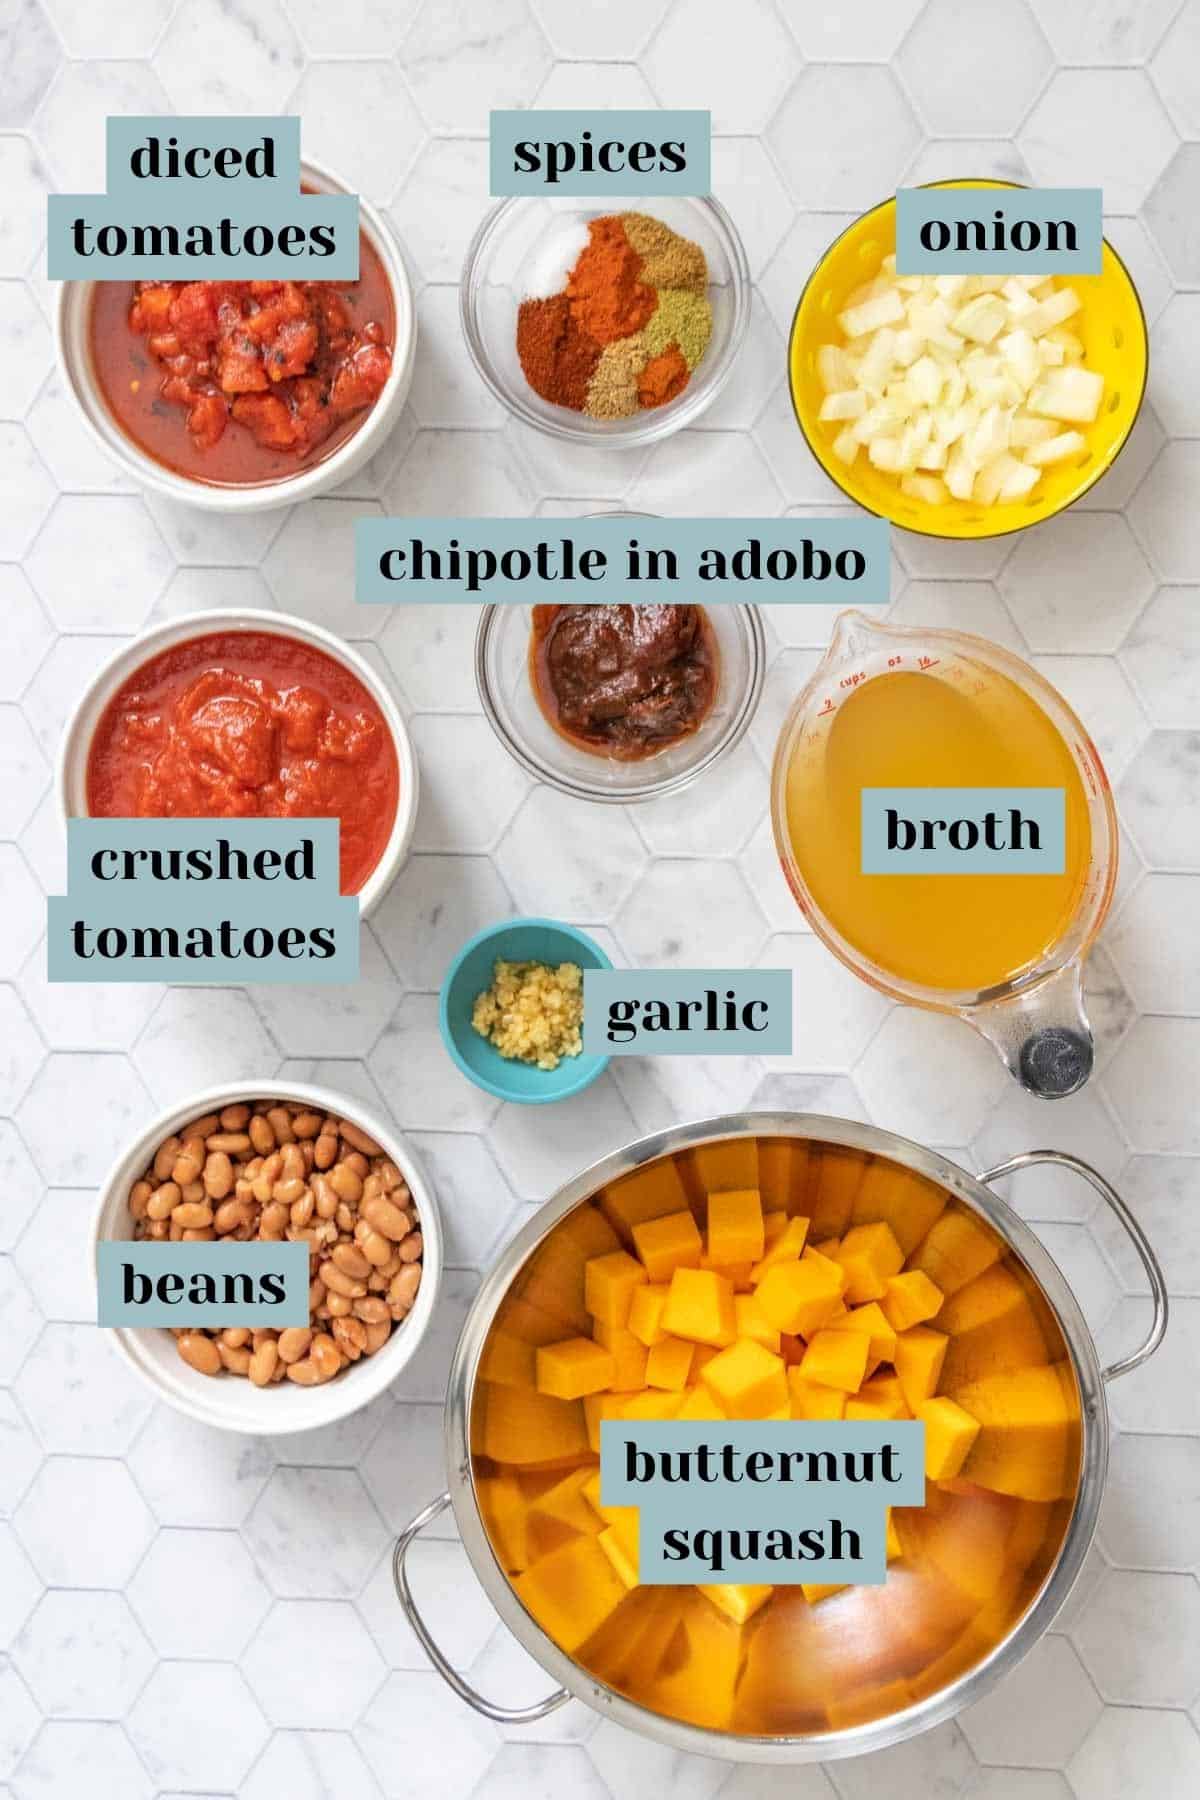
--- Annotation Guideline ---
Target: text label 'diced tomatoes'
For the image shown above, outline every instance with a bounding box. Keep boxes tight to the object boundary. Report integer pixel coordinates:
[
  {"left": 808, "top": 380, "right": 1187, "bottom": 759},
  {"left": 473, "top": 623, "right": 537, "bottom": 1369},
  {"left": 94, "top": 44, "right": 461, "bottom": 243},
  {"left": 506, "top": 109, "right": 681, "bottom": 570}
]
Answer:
[
  {"left": 85, "top": 631, "right": 400, "bottom": 896},
  {"left": 88, "top": 233, "right": 394, "bottom": 486}
]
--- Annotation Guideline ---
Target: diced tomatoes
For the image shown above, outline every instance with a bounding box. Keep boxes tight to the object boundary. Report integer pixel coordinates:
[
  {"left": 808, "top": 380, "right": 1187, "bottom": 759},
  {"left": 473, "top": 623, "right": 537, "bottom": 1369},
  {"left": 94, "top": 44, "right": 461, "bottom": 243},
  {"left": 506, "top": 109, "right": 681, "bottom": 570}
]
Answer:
[{"left": 127, "top": 278, "right": 392, "bottom": 456}]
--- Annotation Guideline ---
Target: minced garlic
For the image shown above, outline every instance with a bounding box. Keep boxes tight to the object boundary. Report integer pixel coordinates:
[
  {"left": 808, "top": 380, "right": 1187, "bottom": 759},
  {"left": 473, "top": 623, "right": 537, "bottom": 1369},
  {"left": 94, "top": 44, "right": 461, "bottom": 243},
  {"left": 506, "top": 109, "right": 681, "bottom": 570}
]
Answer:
[{"left": 471, "top": 959, "right": 584, "bottom": 1071}]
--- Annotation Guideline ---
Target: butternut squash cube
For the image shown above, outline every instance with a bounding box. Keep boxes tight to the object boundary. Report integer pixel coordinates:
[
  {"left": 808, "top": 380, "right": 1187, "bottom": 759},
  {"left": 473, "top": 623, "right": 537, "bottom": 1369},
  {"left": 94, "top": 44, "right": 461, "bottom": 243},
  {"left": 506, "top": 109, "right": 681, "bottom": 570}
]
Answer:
[
  {"left": 735, "top": 1292, "right": 781, "bottom": 1352},
  {"left": 528, "top": 1466, "right": 604, "bottom": 1555},
  {"left": 845, "top": 1372, "right": 909, "bottom": 1420},
  {"left": 882, "top": 1269, "right": 944, "bottom": 1333},
  {"left": 706, "top": 1188, "right": 766, "bottom": 1265},
  {"left": 835, "top": 1221, "right": 904, "bottom": 1303},
  {"left": 893, "top": 1325, "right": 948, "bottom": 1413},
  {"left": 689, "top": 1138, "right": 759, "bottom": 1197},
  {"left": 757, "top": 1138, "right": 810, "bottom": 1217},
  {"left": 917, "top": 1396, "right": 981, "bottom": 1480},
  {"left": 698, "top": 1254, "right": 756, "bottom": 1291},
  {"left": 886, "top": 1508, "right": 903, "bottom": 1562},
  {"left": 698, "top": 1583, "right": 773, "bottom": 1624},
  {"left": 756, "top": 1256, "right": 845, "bottom": 1338},
  {"left": 478, "top": 1329, "right": 537, "bottom": 1389},
  {"left": 700, "top": 1338, "right": 789, "bottom": 1419},
  {"left": 632, "top": 1209, "right": 704, "bottom": 1283},
  {"left": 585, "top": 1251, "right": 647, "bottom": 1328},
  {"left": 626, "top": 1282, "right": 670, "bottom": 1348},
  {"left": 909, "top": 1207, "right": 1001, "bottom": 1297},
  {"left": 514, "top": 1535, "right": 628, "bottom": 1653},
  {"left": 763, "top": 1209, "right": 789, "bottom": 1245},
  {"left": 806, "top": 1146, "right": 867, "bottom": 1239},
  {"left": 850, "top": 1162, "right": 948, "bottom": 1256},
  {"left": 677, "top": 1381, "right": 727, "bottom": 1420},
  {"left": 799, "top": 1327, "right": 870, "bottom": 1393},
  {"left": 482, "top": 1384, "right": 591, "bottom": 1466},
  {"left": 661, "top": 1267, "right": 737, "bottom": 1347},
  {"left": 536, "top": 1336, "right": 616, "bottom": 1401},
  {"left": 646, "top": 1335, "right": 695, "bottom": 1391},
  {"left": 802, "top": 1581, "right": 848, "bottom": 1604},
  {"left": 592, "top": 1322, "right": 649, "bottom": 1391},
  {"left": 598, "top": 1521, "right": 639, "bottom": 1588},
  {"left": 583, "top": 1392, "right": 625, "bottom": 1453},
  {"left": 787, "top": 1370, "right": 847, "bottom": 1421},
  {"left": 477, "top": 1470, "right": 530, "bottom": 1572},
  {"left": 601, "top": 1159, "right": 692, "bottom": 1233},
  {"left": 954, "top": 1363, "right": 1078, "bottom": 1501},
  {"left": 619, "top": 1389, "right": 685, "bottom": 1421},
  {"left": 938, "top": 1265, "right": 1049, "bottom": 1390},
  {"left": 749, "top": 1216, "right": 810, "bottom": 1281},
  {"left": 827, "top": 1300, "right": 896, "bottom": 1374}
]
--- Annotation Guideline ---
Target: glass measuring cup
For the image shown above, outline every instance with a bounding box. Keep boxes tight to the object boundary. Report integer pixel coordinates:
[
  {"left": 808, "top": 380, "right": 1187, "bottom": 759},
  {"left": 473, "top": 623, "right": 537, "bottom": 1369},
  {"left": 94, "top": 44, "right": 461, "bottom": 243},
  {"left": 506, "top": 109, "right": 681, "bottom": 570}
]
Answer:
[{"left": 770, "top": 610, "right": 1118, "bottom": 1098}]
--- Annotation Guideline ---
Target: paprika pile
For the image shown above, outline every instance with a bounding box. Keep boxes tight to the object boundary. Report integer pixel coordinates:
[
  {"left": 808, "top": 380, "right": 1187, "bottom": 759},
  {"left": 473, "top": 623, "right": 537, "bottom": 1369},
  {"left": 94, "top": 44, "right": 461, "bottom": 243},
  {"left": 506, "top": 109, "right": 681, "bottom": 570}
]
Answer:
[{"left": 515, "top": 212, "right": 712, "bottom": 421}]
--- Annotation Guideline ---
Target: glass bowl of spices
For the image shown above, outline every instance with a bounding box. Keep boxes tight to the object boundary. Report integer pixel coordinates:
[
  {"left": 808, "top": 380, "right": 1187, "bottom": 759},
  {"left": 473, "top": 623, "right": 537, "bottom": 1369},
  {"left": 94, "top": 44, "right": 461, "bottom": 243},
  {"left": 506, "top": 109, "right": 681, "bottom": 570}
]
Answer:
[
  {"left": 460, "top": 195, "right": 751, "bottom": 445},
  {"left": 475, "top": 521, "right": 766, "bottom": 803}
]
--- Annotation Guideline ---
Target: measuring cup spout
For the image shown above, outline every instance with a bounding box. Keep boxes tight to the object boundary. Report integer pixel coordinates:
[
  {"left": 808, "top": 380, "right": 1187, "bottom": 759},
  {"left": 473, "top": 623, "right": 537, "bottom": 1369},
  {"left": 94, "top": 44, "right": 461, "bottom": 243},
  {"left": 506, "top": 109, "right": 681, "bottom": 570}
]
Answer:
[{"left": 968, "top": 962, "right": 1095, "bottom": 1099}]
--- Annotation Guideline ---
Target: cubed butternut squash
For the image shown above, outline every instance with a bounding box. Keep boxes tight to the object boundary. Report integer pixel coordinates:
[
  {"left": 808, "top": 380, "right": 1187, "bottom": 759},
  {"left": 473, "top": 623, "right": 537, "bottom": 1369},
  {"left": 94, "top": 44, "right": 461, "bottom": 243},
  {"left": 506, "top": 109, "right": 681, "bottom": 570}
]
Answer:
[
  {"left": 626, "top": 1282, "right": 670, "bottom": 1348},
  {"left": 881, "top": 1269, "right": 944, "bottom": 1333},
  {"left": 850, "top": 1161, "right": 948, "bottom": 1256},
  {"left": 917, "top": 1396, "right": 981, "bottom": 1480},
  {"left": 478, "top": 1329, "right": 537, "bottom": 1389},
  {"left": 528, "top": 1466, "right": 604, "bottom": 1555},
  {"left": 955, "top": 1363, "right": 1079, "bottom": 1501},
  {"left": 600, "top": 1160, "right": 692, "bottom": 1234},
  {"left": 757, "top": 1138, "right": 810, "bottom": 1217},
  {"left": 749, "top": 1216, "right": 810, "bottom": 1281},
  {"left": 698, "top": 1582, "right": 773, "bottom": 1624},
  {"left": 763, "top": 1209, "right": 789, "bottom": 1246},
  {"left": 592, "top": 1322, "right": 649, "bottom": 1391},
  {"left": 805, "top": 1146, "right": 867, "bottom": 1239},
  {"left": 661, "top": 1267, "right": 737, "bottom": 1347},
  {"left": 909, "top": 1207, "right": 1002, "bottom": 1297},
  {"left": 632, "top": 1209, "right": 703, "bottom": 1283},
  {"left": 845, "top": 1372, "right": 910, "bottom": 1420},
  {"left": 799, "top": 1327, "right": 870, "bottom": 1393},
  {"left": 827, "top": 1300, "right": 896, "bottom": 1374},
  {"left": 583, "top": 1392, "right": 625, "bottom": 1453},
  {"left": 835, "top": 1221, "right": 904, "bottom": 1303},
  {"left": 677, "top": 1381, "right": 727, "bottom": 1420},
  {"left": 787, "top": 1369, "right": 847, "bottom": 1420},
  {"left": 584, "top": 1251, "right": 647, "bottom": 1328},
  {"left": 477, "top": 1470, "right": 530, "bottom": 1572},
  {"left": 700, "top": 1338, "right": 790, "bottom": 1419},
  {"left": 756, "top": 1255, "right": 845, "bottom": 1338},
  {"left": 482, "top": 1384, "right": 591, "bottom": 1466},
  {"left": 893, "top": 1325, "right": 948, "bottom": 1413},
  {"left": 645, "top": 1335, "right": 695, "bottom": 1391},
  {"left": 735, "top": 1292, "right": 781, "bottom": 1353},
  {"left": 514, "top": 1535, "right": 628, "bottom": 1653},
  {"left": 938, "top": 1264, "right": 1050, "bottom": 1390},
  {"left": 536, "top": 1336, "right": 616, "bottom": 1400},
  {"left": 706, "top": 1188, "right": 766, "bottom": 1265},
  {"left": 619, "top": 1389, "right": 685, "bottom": 1421}
]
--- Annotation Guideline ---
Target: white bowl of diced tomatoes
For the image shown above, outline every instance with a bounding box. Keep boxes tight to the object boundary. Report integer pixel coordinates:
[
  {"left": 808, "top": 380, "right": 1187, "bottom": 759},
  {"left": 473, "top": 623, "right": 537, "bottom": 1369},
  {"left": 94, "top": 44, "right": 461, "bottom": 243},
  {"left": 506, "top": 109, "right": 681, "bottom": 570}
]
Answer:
[{"left": 54, "top": 159, "right": 416, "bottom": 512}]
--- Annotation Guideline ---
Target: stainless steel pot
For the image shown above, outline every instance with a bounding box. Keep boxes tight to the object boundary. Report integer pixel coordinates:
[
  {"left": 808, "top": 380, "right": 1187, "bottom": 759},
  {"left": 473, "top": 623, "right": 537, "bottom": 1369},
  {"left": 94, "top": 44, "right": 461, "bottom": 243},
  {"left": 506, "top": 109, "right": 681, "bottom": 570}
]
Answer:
[{"left": 394, "top": 1113, "right": 1166, "bottom": 1763}]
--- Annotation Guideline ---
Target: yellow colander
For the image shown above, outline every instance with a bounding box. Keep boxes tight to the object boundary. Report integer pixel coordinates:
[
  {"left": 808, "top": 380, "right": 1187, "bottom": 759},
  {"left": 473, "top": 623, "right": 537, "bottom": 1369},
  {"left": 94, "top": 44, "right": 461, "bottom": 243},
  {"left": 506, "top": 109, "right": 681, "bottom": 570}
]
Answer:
[{"left": 788, "top": 180, "right": 1148, "bottom": 541}]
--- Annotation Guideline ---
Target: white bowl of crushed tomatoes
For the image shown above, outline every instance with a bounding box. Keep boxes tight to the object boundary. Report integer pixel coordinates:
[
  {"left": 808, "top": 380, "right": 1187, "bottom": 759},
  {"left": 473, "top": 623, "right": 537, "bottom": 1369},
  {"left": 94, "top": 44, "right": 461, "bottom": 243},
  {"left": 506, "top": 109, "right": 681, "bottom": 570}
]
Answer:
[
  {"left": 57, "top": 609, "right": 419, "bottom": 916},
  {"left": 54, "top": 159, "right": 416, "bottom": 512}
]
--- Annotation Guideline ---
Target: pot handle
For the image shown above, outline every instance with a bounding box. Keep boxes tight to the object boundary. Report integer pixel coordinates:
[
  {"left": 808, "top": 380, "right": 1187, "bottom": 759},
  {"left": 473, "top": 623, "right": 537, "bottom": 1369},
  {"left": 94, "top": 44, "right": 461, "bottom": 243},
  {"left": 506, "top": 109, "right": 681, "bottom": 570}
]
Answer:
[
  {"left": 393, "top": 1493, "right": 571, "bottom": 1725},
  {"left": 980, "top": 1150, "right": 1168, "bottom": 1382}
]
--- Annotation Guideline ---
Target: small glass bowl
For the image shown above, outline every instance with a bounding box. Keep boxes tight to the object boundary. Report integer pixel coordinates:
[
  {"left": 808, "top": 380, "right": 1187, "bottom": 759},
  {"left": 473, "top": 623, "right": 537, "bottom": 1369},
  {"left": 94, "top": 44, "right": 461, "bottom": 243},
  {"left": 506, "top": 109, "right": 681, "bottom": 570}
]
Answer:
[
  {"left": 475, "top": 598, "right": 766, "bottom": 804},
  {"left": 460, "top": 193, "right": 751, "bottom": 446}
]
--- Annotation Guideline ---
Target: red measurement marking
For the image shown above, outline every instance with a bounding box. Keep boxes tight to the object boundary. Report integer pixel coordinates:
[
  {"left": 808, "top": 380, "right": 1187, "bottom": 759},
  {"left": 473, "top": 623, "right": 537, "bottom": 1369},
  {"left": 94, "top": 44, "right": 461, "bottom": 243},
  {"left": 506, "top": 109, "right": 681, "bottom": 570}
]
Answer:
[
  {"left": 818, "top": 698, "right": 835, "bottom": 716},
  {"left": 917, "top": 655, "right": 940, "bottom": 669}
]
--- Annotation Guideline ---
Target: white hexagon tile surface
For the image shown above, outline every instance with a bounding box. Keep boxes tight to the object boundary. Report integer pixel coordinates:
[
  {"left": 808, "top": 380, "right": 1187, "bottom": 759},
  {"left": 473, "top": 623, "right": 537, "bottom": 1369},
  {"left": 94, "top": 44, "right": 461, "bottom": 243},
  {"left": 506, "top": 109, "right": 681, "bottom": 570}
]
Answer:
[{"left": 0, "top": 1, "right": 1198, "bottom": 1796}]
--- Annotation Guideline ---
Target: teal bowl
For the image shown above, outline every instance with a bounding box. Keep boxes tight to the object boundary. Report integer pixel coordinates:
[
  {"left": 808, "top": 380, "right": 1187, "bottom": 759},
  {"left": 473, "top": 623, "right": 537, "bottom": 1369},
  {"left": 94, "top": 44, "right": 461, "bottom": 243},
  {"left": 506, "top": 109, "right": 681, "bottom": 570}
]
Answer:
[{"left": 439, "top": 917, "right": 613, "bottom": 1105}]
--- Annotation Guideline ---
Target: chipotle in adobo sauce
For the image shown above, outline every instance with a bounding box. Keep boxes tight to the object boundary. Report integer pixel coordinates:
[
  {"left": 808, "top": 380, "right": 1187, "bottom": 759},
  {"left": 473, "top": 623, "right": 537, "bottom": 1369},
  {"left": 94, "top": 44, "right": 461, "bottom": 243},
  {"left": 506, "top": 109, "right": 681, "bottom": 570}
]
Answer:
[
  {"left": 85, "top": 631, "right": 399, "bottom": 896},
  {"left": 530, "top": 604, "right": 719, "bottom": 760},
  {"left": 88, "top": 233, "right": 394, "bottom": 486}
]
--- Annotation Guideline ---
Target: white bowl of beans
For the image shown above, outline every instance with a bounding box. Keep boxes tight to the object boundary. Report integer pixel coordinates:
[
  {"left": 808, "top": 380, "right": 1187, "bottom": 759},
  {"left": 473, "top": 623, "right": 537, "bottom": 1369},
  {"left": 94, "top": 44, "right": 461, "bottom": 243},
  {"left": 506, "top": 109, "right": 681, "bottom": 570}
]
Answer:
[{"left": 91, "top": 1082, "right": 443, "bottom": 1434}]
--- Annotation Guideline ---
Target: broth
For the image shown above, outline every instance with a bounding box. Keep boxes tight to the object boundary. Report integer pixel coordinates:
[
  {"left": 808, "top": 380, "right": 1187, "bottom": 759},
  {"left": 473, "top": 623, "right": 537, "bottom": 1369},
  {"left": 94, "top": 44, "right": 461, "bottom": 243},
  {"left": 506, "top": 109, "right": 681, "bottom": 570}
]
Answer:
[{"left": 784, "top": 662, "right": 1092, "bottom": 994}]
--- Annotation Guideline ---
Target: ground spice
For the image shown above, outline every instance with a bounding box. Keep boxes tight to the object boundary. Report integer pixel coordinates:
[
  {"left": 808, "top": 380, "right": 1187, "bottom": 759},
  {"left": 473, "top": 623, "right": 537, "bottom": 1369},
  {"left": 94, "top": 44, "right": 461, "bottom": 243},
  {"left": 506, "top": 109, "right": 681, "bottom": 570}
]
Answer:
[
  {"left": 566, "top": 216, "right": 658, "bottom": 345},
  {"left": 638, "top": 344, "right": 690, "bottom": 409},
  {"left": 620, "top": 212, "right": 708, "bottom": 293},
  {"left": 586, "top": 333, "right": 649, "bottom": 420},
  {"left": 515, "top": 293, "right": 600, "bottom": 410},
  {"left": 515, "top": 212, "right": 710, "bottom": 419},
  {"left": 642, "top": 289, "right": 713, "bottom": 369}
]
